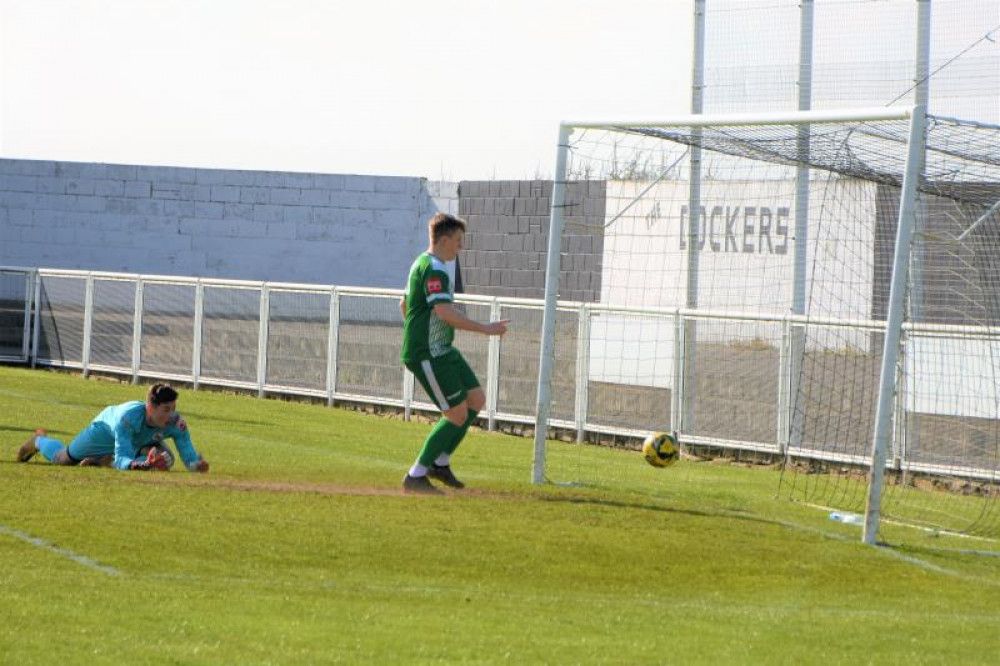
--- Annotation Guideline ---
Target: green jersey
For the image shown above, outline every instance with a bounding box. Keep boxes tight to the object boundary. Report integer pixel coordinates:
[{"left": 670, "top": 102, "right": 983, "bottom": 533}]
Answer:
[{"left": 401, "top": 252, "right": 456, "bottom": 363}]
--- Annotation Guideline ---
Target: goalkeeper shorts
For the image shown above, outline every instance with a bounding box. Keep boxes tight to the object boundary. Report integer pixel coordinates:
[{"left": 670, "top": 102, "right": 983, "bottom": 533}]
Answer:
[{"left": 65, "top": 422, "right": 117, "bottom": 459}]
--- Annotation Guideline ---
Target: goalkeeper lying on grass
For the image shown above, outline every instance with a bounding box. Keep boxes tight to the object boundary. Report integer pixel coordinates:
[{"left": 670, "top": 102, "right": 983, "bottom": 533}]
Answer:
[{"left": 16, "top": 382, "right": 209, "bottom": 472}]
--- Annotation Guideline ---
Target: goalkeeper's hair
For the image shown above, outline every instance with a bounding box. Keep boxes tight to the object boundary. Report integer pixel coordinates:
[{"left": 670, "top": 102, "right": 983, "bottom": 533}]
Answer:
[
  {"left": 429, "top": 212, "right": 466, "bottom": 244},
  {"left": 147, "top": 382, "right": 179, "bottom": 406}
]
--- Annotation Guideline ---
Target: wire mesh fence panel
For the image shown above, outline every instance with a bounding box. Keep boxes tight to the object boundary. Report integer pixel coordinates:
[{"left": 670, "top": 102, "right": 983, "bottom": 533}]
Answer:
[
  {"left": 265, "top": 289, "right": 330, "bottom": 392},
  {"left": 702, "top": 0, "right": 999, "bottom": 123},
  {"left": 881, "top": 178, "right": 1000, "bottom": 536},
  {"left": 452, "top": 301, "right": 492, "bottom": 389},
  {"left": 586, "top": 309, "right": 673, "bottom": 432},
  {"left": 336, "top": 294, "right": 404, "bottom": 401},
  {"left": 140, "top": 282, "right": 195, "bottom": 377},
  {"left": 496, "top": 304, "right": 577, "bottom": 423},
  {"left": 89, "top": 278, "right": 135, "bottom": 371},
  {"left": 36, "top": 274, "right": 87, "bottom": 365},
  {"left": 782, "top": 319, "right": 884, "bottom": 524},
  {"left": 200, "top": 286, "right": 260, "bottom": 385},
  {"left": 789, "top": 323, "right": 883, "bottom": 461},
  {"left": 903, "top": 333, "right": 1000, "bottom": 471},
  {"left": 685, "top": 317, "right": 782, "bottom": 448},
  {"left": 889, "top": 340, "right": 1000, "bottom": 536},
  {"left": 923, "top": 0, "right": 1000, "bottom": 123},
  {"left": 406, "top": 300, "right": 494, "bottom": 411},
  {"left": 811, "top": 1, "right": 919, "bottom": 111},
  {"left": 702, "top": 0, "right": 801, "bottom": 113},
  {"left": 0, "top": 270, "right": 29, "bottom": 359}
]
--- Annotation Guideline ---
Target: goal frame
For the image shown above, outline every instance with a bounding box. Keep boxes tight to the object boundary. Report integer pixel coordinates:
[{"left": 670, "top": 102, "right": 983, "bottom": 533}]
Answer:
[{"left": 532, "top": 105, "right": 927, "bottom": 545}]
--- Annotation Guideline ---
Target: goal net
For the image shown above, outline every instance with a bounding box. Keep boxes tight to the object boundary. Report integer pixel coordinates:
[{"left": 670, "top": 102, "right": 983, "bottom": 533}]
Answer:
[{"left": 532, "top": 107, "right": 1000, "bottom": 542}]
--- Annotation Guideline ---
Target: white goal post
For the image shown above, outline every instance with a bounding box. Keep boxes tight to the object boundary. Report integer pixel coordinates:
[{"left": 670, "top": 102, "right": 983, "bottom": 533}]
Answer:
[{"left": 531, "top": 106, "right": 946, "bottom": 544}]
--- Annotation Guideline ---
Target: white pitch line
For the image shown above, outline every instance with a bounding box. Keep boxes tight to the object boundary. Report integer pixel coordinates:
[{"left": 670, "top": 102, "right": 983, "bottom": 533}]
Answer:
[
  {"left": 747, "top": 514, "right": 1000, "bottom": 586},
  {"left": 0, "top": 524, "right": 121, "bottom": 577}
]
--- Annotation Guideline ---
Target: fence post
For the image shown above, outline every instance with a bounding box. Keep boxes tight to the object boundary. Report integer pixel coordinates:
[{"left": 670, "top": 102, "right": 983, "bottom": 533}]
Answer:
[
  {"left": 192, "top": 281, "right": 205, "bottom": 390},
  {"left": 671, "top": 309, "right": 684, "bottom": 433},
  {"left": 892, "top": 331, "right": 907, "bottom": 471},
  {"left": 31, "top": 273, "right": 42, "bottom": 368},
  {"left": 776, "top": 316, "right": 791, "bottom": 455},
  {"left": 574, "top": 303, "right": 590, "bottom": 443},
  {"left": 82, "top": 274, "right": 94, "bottom": 377},
  {"left": 486, "top": 298, "right": 502, "bottom": 431},
  {"left": 131, "top": 278, "right": 143, "bottom": 384},
  {"left": 326, "top": 287, "right": 339, "bottom": 407},
  {"left": 20, "top": 270, "right": 33, "bottom": 363},
  {"left": 257, "top": 284, "right": 270, "bottom": 399},
  {"left": 403, "top": 369, "right": 415, "bottom": 421}
]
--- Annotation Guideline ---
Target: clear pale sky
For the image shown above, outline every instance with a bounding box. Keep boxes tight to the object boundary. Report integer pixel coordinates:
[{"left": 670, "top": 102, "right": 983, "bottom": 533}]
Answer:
[{"left": 0, "top": 0, "right": 693, "bottom": 180}]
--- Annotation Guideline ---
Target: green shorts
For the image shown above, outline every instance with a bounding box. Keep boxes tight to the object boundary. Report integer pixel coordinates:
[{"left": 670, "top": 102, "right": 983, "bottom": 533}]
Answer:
[{"left": 406, "top": 350, "right": 480, "bottom": 411}]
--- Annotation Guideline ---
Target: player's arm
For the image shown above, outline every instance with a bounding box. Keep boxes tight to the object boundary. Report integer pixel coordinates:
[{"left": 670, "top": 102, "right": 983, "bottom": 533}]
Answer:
[
  {"left": 400, "top": 297, "right": 407, "bottom": 319},
  {"left": 167, "top": 415, "right": 209, "bottom": 472},
  {"left": 111, "top": 418, "right": 143, "bottom": 470},
  {"left": 432, "top": 303, "right": 509, "bottom": 336}
]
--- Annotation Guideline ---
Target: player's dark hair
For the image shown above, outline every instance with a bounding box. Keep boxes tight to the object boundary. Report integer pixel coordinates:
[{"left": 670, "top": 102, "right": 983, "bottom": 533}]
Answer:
[
  {"left": 429, "top": 212, "right": 466, "bottom": 244},
  {"left": 148, "top": 383, "right": 178, "bottom": 406}
]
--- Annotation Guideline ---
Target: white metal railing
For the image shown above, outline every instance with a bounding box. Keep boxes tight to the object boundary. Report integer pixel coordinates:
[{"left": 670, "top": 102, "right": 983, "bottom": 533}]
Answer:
[
  {"left": 0, "top": 267, "right": 34, "bottom": 363},
  {"left": 3, "top": 266, "right": 999, "bottom": 481}
]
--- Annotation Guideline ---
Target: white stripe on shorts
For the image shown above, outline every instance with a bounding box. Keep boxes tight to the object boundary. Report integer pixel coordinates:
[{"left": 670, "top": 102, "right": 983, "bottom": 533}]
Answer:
[{"left": 421, "top": 359, "right": 449, "bottom": 409}]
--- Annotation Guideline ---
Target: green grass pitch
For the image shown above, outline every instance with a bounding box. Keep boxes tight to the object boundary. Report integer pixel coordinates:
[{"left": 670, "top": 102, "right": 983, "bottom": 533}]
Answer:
[{"left": 1, "top": 365, "right": 998, "bottom": 664}]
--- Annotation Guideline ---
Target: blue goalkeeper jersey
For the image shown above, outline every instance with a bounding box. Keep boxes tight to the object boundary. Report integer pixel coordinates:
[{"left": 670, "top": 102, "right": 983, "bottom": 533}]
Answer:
[{"left": 92, "top": 401, "right": 200, "bottom": 470}]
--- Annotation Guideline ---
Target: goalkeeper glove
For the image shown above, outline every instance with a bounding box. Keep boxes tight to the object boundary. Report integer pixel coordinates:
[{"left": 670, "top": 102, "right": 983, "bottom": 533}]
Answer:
[
  {"left": 186, "top": 455, "right": 209, "bottom": 473},
  {"left": 129, "top": 448, "right": 170, "bottom": 471}
]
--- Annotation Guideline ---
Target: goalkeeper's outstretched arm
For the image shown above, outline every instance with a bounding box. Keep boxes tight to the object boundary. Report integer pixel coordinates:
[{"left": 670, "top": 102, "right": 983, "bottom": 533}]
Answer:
[{"left": 168, "top": 415, "right": 209, "bottom": 473}]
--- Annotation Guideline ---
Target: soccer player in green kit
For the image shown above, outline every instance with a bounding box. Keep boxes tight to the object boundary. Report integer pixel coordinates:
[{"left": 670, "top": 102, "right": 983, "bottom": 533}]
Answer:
[{"left": 400, "top": 213, "right": 509, "bottom": 494}]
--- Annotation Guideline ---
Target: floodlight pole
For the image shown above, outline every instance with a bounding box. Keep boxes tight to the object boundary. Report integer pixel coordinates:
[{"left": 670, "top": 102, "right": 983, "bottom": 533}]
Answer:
[
  {"left": 914, "top": 1, "right": 931, "bottom": 114},
  {"left": 793, "top": 0, "right": 815, "bottom": 314},
  {"left": 783, "top": 0, "right": 814, "bottom": 455},
  {"left": 533, "top": 123, "right": 572, "bottom": 484},
  {"left": 864, "top": 104, "right": 926, "bottom": 545},
  {"left": 681, "top": 0, "right": 707, "bottom": 436},
  {"left": 900, "top": 0, "right": 933, "bottom": 465}
]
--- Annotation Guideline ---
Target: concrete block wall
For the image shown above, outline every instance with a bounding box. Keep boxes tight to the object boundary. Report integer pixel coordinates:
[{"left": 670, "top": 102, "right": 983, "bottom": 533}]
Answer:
[
  {"left": 457, "top": 180, "right": 605, "bottom": 301},
  {"left": 425, "top": 180, "right": 459, "bottom": 217},
  {"left": 0, "top": 158, "right": 457, "bottom": 289}
]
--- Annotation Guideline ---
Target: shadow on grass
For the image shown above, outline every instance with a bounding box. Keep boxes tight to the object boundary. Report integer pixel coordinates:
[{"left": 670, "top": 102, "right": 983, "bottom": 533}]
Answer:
[
  {"left": 542, "top": 493, "right": 1000, "bottom": 578},
  {"left": 538, "top": 493, "right": 721, "bottom": 520},
  {"left": 537, "top": 492, "right": 862, "bottom": 544},
  {"left": 0, "top": 425, "right": 71, "bottom": 438},
  {"left": 0, "top": 425, "right": 35, "bottom": 434},
  {"left": 895, "top": 542, "right": 1000, "bottom": 559}
]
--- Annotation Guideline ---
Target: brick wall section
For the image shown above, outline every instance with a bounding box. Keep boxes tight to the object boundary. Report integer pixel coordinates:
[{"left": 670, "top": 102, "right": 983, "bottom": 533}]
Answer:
[
  {"left": 0, "top": 159, "right": 458, "bottom": 289},
  {"left": 457, "top": 180, "right": 605, "bottom": 301}
]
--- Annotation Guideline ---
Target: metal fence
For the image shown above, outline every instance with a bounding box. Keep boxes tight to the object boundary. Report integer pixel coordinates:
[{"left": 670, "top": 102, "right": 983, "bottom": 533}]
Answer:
[
  {"left": 15, "top": 268, "right": 566, "bottom": 431},
  {"left": 2, "top": 267, "right": 998, "bottom": 482},
  {"left": 0, "top": 267, "right": 33, "bottom": 363}
]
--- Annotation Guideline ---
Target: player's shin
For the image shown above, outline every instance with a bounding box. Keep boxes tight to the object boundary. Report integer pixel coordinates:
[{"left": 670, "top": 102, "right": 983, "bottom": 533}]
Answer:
[
  {"left": 35, "top": 436, "right": 67, "bottom": 462},
  {"left": 416, "top": 417, "right": 463, "bottom": 469},
  {"left": 443, "top": 410, "right": 478, "bottom": 456}
]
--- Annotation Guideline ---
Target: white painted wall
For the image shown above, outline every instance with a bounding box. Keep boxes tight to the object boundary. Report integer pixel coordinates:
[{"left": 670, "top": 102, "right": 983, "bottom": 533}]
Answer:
[
  {"left": 590, "top": 177, "right": 878, "bottom": 389},
  {"left": 0, "top": 159, "right": 459, "bottom": 289},
  {"left": 906, "top": 337, "right": 1000, "bottom": 419}
]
